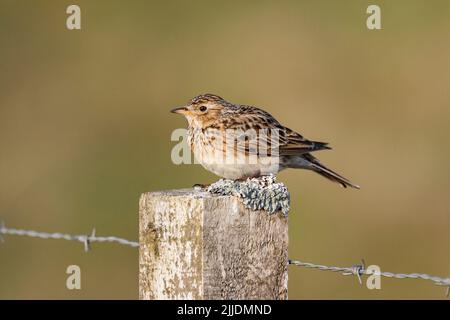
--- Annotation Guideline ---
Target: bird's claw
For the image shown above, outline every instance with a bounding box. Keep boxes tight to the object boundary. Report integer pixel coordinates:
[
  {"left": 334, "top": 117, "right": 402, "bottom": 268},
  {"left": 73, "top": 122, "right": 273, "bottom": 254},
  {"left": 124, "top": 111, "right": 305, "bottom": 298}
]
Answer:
[{"left": 192, "top": 183, "right": 210, "bottom": 190}]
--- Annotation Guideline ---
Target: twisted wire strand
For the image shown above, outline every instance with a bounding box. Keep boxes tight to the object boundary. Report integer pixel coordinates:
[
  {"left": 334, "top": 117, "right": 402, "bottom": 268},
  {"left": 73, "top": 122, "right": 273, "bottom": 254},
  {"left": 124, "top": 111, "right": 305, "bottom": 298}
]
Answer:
[
  {"left": 0, "top": 222, "right": 138, "bottom": 251},
  {"left": 289, "top": 259, "right": 450, "bottom": 293}
]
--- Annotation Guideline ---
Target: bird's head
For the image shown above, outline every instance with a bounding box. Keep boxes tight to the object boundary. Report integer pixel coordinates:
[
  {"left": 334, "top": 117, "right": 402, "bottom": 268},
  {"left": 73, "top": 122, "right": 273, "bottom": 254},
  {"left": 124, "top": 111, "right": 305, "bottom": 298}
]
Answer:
[{"left": 171, "top": 93, "right": 228, "bottom": 127}]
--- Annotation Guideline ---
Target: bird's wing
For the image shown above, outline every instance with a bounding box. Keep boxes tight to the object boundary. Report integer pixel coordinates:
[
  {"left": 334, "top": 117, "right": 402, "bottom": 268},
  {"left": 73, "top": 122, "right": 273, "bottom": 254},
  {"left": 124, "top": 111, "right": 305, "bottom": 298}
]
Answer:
[
  {"left": 218, "top": 107, "right": 282, "bottom": 156},
  {"left": 216, "top": 106, "right": 330, "bottom": 156},
  {"left": 279, "top": 127, "right": 331, "bottom": 155}
]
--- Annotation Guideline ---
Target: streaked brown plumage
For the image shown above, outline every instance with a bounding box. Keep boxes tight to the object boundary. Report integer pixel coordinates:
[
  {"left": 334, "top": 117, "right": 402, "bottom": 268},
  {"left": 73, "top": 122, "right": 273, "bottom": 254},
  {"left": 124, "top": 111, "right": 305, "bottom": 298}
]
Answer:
[{"left": 171, "top": 93, "right": 359, "bottom": 189}]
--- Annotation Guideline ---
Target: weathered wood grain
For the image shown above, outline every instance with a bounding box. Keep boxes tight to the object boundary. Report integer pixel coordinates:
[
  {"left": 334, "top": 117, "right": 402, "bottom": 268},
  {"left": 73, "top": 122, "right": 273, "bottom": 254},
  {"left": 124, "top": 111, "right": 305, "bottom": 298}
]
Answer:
[{"left": 139, "top": 189, "right": 288, "bottom": 300}]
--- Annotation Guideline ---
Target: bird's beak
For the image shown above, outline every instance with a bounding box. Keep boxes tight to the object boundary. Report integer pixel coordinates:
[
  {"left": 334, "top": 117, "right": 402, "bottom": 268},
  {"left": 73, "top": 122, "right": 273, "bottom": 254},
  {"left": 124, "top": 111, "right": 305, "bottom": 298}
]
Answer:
[{"left": 170, "top": 106, "right": 188, "bottom": 115}]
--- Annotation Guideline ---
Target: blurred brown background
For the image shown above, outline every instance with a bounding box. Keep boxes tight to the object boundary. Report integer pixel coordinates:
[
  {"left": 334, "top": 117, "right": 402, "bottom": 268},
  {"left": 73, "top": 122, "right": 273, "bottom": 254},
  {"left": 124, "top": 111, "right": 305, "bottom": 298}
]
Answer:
[{"left": 1, "top": 0, "right": 449, "bottom": 299}]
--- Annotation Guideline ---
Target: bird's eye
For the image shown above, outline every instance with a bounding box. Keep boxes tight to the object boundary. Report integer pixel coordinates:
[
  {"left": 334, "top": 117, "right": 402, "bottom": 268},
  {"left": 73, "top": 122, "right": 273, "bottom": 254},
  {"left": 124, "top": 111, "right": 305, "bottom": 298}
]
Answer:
[{"left": 199, "top": 106, "right": 207, "bottom": 112}]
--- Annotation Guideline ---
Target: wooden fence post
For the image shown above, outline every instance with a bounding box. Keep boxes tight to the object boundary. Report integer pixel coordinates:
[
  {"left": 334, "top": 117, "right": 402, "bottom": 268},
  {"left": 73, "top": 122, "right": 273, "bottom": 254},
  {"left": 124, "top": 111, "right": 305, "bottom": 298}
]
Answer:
[{"left": 139, "top": 188, "right": 288, "bottom": 300}]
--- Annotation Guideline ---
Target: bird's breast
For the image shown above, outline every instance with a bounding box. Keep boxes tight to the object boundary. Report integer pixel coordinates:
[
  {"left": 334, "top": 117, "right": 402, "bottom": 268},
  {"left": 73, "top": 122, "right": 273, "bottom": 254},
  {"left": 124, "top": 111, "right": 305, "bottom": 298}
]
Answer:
[{"left": 187, "top": 126, "right": 281, "bottom": 179}]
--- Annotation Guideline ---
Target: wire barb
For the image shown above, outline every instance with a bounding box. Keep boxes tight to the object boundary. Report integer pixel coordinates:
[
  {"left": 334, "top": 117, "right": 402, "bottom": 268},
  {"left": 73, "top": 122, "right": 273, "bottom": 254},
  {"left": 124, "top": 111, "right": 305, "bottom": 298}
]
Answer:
[
  {"left": 342, "top": 259, "right": 366, "bottom": 285},
  {"left": 83, "top": 228, "right": 96, "bottom": 252},
  {"left": 435, "top": 281, "right": 450, "bottom": 297}
]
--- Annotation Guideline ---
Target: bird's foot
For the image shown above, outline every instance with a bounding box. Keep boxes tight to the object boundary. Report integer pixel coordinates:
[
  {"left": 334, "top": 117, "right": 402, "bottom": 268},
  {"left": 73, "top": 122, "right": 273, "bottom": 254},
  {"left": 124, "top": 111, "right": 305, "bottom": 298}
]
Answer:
[{"left": 192, "top": 183, "right": 210, "bottom": 190}]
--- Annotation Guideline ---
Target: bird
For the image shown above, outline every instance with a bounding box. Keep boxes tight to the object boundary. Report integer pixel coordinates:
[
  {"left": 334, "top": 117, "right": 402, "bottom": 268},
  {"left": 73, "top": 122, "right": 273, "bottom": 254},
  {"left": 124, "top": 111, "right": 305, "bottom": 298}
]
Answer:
[{"left": 171, "top": 93, "right": 359, "bottom": 189}]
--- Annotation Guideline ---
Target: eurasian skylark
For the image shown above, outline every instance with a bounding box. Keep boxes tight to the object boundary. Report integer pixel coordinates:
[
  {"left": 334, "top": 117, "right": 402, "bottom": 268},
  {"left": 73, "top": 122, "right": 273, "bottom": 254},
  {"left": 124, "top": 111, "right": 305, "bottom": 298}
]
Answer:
[{"left": 171, "top": 94, "right": 359, "bottom": 189}]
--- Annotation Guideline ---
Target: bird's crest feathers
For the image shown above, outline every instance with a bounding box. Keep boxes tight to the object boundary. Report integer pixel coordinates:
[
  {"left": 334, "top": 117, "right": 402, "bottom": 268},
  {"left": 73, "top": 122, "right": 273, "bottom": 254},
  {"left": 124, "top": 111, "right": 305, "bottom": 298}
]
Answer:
[{"left": 189, "top": 93, "right": 225, "bottom": 105}]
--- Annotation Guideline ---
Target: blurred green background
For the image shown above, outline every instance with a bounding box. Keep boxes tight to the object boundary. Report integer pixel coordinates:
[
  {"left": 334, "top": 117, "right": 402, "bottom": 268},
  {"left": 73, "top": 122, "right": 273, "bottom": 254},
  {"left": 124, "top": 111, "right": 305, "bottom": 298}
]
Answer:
[{"left": 1, "top": 0, "right": 450, "bottom": 299}]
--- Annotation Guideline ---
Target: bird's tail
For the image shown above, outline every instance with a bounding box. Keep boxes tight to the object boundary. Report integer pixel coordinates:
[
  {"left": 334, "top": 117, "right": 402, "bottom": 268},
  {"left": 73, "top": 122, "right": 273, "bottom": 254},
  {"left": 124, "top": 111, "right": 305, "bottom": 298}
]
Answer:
[{"left": 303, "top": 154, "right": 360, "bottom": 189}]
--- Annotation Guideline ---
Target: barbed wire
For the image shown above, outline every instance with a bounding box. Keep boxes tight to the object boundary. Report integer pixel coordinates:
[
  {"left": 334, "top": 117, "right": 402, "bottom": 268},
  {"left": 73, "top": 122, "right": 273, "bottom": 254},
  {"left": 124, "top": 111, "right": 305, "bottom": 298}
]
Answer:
[
  {"left": 0, "top": 221, "right": 138, "bottom": 252},
  {"left": 1, "top": 221, "right": 449, "bottom": 296},
  {"left": 289, "top": 259, "right": 450, "bottom": 296}
]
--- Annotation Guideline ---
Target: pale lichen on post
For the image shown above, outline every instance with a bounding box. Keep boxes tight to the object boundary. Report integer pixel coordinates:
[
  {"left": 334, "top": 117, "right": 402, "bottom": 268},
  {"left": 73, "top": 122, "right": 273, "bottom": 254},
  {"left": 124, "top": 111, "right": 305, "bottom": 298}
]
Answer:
[
  {"left": 139, "top": 177, "right": 289, "bottom": 300},
  {"left": 206, "top": 174, "right": 290, "bottom": 216}
]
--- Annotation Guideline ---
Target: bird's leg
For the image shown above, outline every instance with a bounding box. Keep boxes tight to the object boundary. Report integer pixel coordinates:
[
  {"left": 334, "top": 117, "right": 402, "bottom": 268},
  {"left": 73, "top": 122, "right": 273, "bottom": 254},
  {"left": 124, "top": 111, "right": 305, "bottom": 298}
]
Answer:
[{"left": 234, "top": 174, "right": 259, "bottom": 182}]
